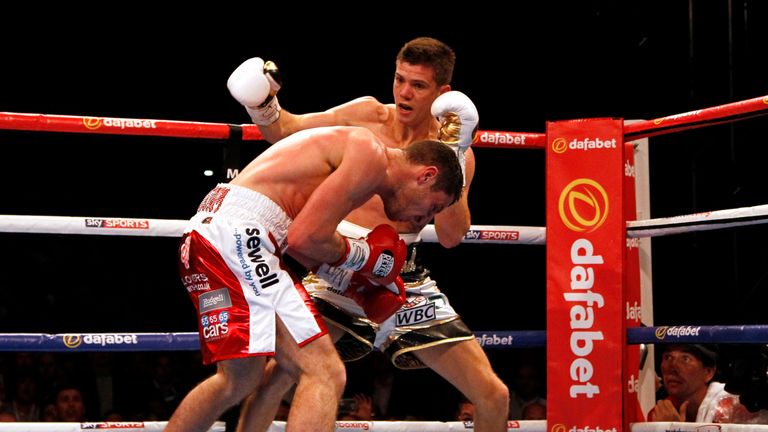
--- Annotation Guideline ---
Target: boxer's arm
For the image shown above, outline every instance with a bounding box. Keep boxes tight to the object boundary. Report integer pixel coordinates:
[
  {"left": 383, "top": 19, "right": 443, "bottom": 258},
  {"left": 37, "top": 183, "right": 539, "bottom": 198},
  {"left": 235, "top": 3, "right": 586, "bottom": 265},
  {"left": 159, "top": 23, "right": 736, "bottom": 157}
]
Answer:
[
  {"left": 287, "top": 128, "right": 387, "bottom": 263},
  {"left": 261, "top": 97, "right": 385, "bottom": 144},
  {"left": 433, "top": 147, "right": 474, "bottom": 248},
  {"left": 430, "top": 90, "right": 479, "bottom": 248}
]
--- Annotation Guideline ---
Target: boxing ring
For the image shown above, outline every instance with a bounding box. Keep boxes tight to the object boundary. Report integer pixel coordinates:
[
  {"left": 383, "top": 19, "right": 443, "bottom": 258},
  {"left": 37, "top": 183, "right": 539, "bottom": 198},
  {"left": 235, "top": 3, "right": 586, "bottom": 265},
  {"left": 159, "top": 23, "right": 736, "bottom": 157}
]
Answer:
[{"left": 2, "top": 95, "right": 768, "bottom": 431}]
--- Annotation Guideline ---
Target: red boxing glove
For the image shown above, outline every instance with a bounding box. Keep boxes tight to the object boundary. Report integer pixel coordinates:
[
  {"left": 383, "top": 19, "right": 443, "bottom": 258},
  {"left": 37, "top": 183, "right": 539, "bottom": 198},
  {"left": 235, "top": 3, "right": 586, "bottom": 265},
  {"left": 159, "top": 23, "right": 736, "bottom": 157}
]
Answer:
[
  {"left": 344, "top": 274, "right": 406, "bottom": 324},
  {"left": 333, "top": 224, "right": 406, "bottom": 286}
]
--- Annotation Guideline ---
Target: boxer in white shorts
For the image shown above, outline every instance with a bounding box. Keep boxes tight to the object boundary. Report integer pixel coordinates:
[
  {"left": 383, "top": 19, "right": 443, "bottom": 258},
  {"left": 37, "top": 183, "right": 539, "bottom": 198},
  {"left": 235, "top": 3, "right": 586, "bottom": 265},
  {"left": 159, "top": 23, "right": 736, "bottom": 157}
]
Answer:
[{"left": 166, "top": 126, "right": 463, "bottom": 432}]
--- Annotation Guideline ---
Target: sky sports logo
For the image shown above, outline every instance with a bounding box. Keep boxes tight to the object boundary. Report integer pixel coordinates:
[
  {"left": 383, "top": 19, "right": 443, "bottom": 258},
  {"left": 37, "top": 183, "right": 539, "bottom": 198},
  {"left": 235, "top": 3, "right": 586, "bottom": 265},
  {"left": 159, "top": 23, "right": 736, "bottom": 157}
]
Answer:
[
  {"left": 85, "top": 218, "right": 150, "bottom": 229},
  {"left": 80, "top": 422, "right": 146, "bottom": 429},
  {"left": 465, "top": 230, "right": 520, "bottom": 241}
]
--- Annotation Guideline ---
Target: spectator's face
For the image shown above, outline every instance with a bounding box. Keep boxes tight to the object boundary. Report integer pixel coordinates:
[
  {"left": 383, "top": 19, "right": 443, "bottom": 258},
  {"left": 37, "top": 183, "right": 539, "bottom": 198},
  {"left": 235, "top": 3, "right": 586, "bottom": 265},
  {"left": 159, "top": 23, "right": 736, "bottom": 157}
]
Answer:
[
  {"left": 660, "top": 349, "right": 715, "bottom": 400},
  {"left": 522, "top": 403, "right": 546, "bottom": 420},
  {"left": 55, "top": 389, "right": 85, "bottom": 422},
  {"left": 15, "top": 376, "right": 37, "bottom": 403},
  {"left": 515, "top": 365, "right": 541, "bottom": 398},
  {"left": 457, "top": 402, "right": 475, "bottom": 422}
]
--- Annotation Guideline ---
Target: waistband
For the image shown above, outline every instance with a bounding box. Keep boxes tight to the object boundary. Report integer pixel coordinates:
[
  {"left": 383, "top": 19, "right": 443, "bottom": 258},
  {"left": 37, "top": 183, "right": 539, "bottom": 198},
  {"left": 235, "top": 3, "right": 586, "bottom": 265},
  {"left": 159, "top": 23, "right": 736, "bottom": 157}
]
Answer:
[
  {"left": 197, "top": 183, "right": 292, "bottom": 249},
  {"left": 337, "top": 220, "right": 421, "bottom": 245}
]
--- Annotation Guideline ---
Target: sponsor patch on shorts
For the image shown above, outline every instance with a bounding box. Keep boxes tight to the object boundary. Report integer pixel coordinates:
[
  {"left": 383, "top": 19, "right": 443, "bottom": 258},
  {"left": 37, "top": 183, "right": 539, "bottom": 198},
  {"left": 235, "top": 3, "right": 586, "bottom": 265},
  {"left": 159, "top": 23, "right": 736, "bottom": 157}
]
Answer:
[
  {"left": 199, "top": 288, "right": 232, "bottom": 313},
  {"left": 395, "top": 302, "right": 436, "bottom": 326}
]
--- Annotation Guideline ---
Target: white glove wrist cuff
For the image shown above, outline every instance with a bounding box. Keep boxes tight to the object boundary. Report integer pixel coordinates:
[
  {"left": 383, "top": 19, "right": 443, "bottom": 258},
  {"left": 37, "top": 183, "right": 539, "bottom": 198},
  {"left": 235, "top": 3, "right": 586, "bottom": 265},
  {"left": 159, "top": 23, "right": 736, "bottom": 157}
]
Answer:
[
  {"left": 246, "top": 95, "right": 281, "bottom": 126},
  {"left": 335, "top": 238, "right": 369, "bottom": 271},
  {"left": 313, "top": 264, "right": 354, "bottom": 293}
]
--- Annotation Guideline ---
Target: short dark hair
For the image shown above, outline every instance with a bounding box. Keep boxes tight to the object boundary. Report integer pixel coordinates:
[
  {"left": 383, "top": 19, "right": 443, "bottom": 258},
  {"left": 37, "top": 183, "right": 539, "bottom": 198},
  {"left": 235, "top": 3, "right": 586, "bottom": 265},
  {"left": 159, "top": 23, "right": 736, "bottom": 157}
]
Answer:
[
  {"left": 664, "top": 344, "right": 719, "bottom": 368},
  {"left": 396, "top": 37, "right": 456, "bottom": 86},
  {"left": 404, "top": 140, "right": 463, "bottom": 203}
]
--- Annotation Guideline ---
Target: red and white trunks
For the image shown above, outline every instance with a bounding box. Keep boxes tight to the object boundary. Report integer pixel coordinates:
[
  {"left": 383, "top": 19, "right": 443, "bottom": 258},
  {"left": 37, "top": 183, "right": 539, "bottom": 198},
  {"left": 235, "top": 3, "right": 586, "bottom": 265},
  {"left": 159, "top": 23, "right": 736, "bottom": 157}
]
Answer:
[{"left": 178, "top": 184, "right": 326, "bottom": 364}]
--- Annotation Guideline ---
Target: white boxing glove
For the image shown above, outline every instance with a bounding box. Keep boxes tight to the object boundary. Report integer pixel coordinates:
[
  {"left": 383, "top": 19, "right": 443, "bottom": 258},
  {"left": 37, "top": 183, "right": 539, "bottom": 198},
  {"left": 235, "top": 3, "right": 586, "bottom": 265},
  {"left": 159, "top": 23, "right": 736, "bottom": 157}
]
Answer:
[
  {"left": 431, "top": 91, "right": 479, "bottom": 186},
  {"left": 227, "top": 57, "right": 282, "bottom": 126}
]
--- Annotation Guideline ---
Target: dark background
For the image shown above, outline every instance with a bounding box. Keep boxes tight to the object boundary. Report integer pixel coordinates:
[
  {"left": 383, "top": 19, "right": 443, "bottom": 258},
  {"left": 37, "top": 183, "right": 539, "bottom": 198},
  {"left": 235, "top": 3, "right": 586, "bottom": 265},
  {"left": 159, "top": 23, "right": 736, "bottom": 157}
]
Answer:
[
  {"left": 2, "top": 1, "right": 768, "bottom": 332},
  {"left": 1, "top": 2, "right": 768, "bottom": 416}
]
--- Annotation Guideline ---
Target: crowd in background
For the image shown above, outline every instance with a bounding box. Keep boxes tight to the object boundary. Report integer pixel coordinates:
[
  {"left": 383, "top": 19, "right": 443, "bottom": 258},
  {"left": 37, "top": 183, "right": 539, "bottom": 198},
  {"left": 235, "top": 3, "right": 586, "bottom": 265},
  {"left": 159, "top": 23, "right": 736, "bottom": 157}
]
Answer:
[
  {"left": 3, "top": 344, "right": 766, "bottom": 427},
  {"left": 0, "top": 349, "right": 546, "bottom": 425}
]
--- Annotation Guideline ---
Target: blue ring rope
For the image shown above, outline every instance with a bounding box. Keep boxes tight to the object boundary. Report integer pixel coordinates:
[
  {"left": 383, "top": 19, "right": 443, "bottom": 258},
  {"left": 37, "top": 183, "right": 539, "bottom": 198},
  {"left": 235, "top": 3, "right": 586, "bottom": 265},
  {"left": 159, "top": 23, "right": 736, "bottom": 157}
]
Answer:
[{"left": 1, "top": 325, "right": 767, "bottom": 352}]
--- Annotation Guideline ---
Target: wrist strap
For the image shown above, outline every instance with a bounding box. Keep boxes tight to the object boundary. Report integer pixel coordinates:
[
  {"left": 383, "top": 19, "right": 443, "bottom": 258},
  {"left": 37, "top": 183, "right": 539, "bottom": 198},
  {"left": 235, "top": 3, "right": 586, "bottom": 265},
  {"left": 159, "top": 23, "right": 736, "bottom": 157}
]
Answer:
[
  {"left": 333, "top": 238, "right": 369, "bottom": 271},
  {"left": 313, "top": 264, "right": 354, "bottom": 293},
  {"left": 246, "top": 95, "right": 281, "bottom": 126}
]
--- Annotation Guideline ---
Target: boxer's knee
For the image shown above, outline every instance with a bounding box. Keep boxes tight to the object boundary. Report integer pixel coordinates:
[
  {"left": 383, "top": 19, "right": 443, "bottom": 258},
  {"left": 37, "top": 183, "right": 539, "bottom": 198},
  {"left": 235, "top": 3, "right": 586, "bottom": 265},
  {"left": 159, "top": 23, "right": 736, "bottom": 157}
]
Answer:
[
  {"left": 202, "top": 358, "right": 265, "bottom": 407},
  {"left": 474, "top": 374, "right": 510, "bottom": 416}
]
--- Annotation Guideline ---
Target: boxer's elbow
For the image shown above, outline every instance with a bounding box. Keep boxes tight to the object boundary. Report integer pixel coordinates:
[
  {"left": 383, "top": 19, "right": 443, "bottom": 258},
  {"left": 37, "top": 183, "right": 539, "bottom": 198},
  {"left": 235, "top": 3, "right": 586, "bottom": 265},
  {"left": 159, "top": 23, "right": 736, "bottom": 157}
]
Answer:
[
  {"left": 436, "top": 224, "right": 469, "bottom": 248},
  {"left": 434, "top": 209, "right": 470, "bottom": 248},
  {"left": 287, "top": 227, "right": 316, "bottom": 257}
]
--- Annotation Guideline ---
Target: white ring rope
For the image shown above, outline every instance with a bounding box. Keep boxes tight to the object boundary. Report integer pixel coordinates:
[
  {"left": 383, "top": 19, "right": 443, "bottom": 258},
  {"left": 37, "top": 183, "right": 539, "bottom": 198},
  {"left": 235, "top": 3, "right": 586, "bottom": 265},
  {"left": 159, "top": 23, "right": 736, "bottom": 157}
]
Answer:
[
  {"left": 2, "top": 203, "right": 767, "bottom": 244},
  {"left": 0, "top": 421, "right": 225, "bottom": 432},
  {"left": 268, "top": 420, "right": 544, "bottom": 431},
  {"left": 626, "top": 203, "right": 768, "bottom": 238},
  {"left": 4, "top": 420, "right": 767, "bottom": 432},
  {"left": 0, "top": 215, "right": 546, "bottom": 244}
]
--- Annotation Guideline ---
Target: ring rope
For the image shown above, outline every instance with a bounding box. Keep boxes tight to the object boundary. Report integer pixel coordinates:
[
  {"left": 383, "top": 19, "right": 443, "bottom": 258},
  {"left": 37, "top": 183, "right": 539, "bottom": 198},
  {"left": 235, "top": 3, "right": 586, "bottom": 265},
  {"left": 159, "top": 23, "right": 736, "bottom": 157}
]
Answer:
[
  {"left": 3, "top": 203, "right": 767, "bottom": 243},
  {"left": 624, "top": 94, "right": 768, "bottom": 141},
  {"left": 2, "top": 420, "right": 765, "bottom": 432},
  {"left": 625, "top": 203, "right": 768, "bottom": 238},
  {"left": 3, "top": 326, "right": 767, "bottom": 352},
  {"left": 0, "top": 214, "right": 546, "bottom": 243},
  {"left": 0, "top": 112, "right": 543, "bottom": 148},
  {"left": 0, "top": 421, "right": 225, "bottom": 432},
  {"left": 3, "top": 94, "right": 767, "bottom": 147},
  {"left": 3, "top": 421, "right": 768, "bottom": 432}
]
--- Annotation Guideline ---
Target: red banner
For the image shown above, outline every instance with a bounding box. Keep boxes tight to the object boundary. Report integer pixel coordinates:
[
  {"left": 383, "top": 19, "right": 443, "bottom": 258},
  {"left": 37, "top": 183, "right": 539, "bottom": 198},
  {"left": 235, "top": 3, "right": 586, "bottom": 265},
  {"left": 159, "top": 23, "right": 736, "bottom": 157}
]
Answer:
[{"left": 546, "top": 118, "right": 625, "bottom": 431}]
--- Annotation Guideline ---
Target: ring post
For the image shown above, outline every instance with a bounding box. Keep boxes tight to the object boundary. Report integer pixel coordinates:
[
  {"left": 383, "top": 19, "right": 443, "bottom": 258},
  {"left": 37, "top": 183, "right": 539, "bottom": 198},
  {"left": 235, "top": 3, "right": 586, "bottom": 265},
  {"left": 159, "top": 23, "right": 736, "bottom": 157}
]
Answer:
[
  {"left": 623, "top": 137, "right": 644, "bottom": 429},
  {"left": 546, "top": 118, "right": 625, "bottom": 431}
]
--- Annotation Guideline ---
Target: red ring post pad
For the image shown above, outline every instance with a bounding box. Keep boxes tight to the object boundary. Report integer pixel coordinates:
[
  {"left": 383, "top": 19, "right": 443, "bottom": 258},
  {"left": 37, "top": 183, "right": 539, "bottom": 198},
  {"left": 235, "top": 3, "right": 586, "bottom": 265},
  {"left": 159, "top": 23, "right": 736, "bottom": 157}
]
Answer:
[{"left": 546, "top": 118, "right": 625, "bottom": 432}]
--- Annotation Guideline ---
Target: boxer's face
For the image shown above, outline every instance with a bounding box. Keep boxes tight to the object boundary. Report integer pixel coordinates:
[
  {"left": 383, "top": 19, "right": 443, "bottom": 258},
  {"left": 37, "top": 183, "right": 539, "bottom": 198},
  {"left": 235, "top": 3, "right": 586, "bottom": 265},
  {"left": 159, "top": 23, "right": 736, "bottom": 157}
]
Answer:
[
  {"left": 393, "top": 61, "right": 442, "bottom": 127},
  {"left": 383, "top": 186, "right": 453, "bottom": 225}
]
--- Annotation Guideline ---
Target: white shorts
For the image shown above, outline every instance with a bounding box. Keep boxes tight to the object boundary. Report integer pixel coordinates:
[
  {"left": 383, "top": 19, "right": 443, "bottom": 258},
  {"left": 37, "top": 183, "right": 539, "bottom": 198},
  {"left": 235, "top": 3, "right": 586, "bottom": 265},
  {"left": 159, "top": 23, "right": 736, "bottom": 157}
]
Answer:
[{"left": 179, "top": 184, "right": 326, "bottom": 364}]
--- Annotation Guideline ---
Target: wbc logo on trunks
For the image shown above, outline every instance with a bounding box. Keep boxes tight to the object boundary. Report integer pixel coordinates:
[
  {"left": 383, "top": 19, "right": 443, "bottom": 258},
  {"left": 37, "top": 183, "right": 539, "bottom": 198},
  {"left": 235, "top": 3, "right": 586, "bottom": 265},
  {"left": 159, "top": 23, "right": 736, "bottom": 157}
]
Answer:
[{"left": 558, "top": 178, "right": 609, "bottom": 233}]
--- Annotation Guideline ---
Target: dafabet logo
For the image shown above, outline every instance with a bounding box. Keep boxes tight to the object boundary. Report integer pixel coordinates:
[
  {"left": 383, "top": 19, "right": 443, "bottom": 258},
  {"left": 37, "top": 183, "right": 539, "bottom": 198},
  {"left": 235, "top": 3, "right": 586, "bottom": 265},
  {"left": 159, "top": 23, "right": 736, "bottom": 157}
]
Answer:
[
  {"left": 83, "top": 117, "right": 102, "bottom": 130},
  {"left": 551, "top": 137, "right": 568, "bottom": 154},
  {"left": 63, "top": 334, "right": 82, "bottom": 348},
  {"left": 551, "top": 423, "right": 567, "bottom": 432},
  {"left": 558, "top": 179, "right": 608, "bottom": 233}
]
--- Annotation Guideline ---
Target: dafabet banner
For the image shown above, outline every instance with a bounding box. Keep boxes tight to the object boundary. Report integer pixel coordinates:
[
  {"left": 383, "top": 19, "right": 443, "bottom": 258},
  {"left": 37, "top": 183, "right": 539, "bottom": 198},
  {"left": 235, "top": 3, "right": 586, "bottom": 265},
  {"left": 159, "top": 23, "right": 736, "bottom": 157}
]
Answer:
[{"left": 546, "top": 118, "right": 625, "bottom": 432}]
